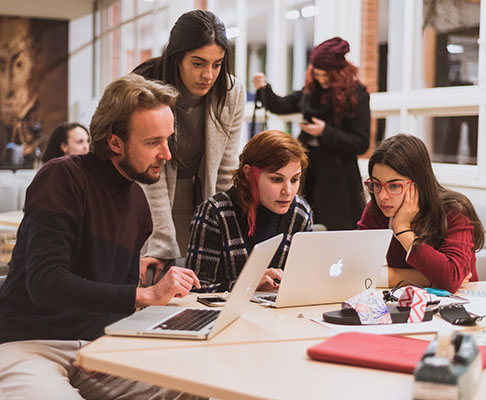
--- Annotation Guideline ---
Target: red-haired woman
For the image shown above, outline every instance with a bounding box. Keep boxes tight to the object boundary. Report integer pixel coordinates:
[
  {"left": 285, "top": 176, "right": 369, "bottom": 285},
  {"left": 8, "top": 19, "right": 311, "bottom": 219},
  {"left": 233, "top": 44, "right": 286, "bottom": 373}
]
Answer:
[
  {"left": 186, "top": 130, "right": 312, "bottom": 293},
  {"left": 253, "top": 37, "right": 370, "bottom": 230}
]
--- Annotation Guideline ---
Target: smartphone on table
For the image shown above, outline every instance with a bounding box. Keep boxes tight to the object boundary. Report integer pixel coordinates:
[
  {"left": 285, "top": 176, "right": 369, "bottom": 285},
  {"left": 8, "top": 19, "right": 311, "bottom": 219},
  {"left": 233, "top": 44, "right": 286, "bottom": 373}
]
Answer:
[{"left": 196, "top": 296, "right": 227, "bottom": 307}]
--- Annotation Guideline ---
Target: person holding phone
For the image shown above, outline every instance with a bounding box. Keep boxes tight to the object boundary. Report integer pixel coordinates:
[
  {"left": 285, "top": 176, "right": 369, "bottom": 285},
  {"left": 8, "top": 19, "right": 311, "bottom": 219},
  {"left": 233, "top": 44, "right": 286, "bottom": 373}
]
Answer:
[
  {"left": 133, "top": 10, "right": 246, "bottom": 285},
  {"left": 358, "top": 134, "right": 484, "bottom": 293},
  {"left": 187, "top": 130, "right": 313, "bottom": 293},
  {"left": 253, "top": 37, "right": 370, "bottom": 230}
]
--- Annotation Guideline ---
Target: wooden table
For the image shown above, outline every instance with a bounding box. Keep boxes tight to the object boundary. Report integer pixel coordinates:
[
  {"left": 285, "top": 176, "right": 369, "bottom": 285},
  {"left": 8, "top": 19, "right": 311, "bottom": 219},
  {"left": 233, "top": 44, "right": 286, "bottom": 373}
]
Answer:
[
  {"left": 76, "top": 283, "right": 486, "bottom": 400},
  {"left": 0, "top": 211, "right": 22, "bottom": 265},
  {"left": 0, "top": 210, "right": 23, "bottom": 228}
]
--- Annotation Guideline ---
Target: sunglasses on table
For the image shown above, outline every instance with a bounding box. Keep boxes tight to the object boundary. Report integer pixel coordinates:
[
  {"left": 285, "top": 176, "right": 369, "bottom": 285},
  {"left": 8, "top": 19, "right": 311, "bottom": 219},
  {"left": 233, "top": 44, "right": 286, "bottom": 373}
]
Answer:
[{"left": 363, "top": 179, "right": 412, "bottom": 195}]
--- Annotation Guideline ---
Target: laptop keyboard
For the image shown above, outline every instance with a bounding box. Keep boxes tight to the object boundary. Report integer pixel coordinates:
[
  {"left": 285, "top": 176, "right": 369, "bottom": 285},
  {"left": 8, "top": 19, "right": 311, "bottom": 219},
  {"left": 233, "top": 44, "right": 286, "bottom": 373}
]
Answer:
[
  {"left": 154, "top": 308, "right": 220, "bottom": 331},
  {"left": 258, "top": 294, "right": 277, "bottom": 302}
]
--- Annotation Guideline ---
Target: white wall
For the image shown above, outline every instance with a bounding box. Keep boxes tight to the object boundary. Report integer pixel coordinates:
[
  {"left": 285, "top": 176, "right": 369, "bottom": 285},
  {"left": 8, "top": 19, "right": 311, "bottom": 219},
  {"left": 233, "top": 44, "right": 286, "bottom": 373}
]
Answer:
[{"left": 69, "top": 14, "right": 98, "bottom": 127}]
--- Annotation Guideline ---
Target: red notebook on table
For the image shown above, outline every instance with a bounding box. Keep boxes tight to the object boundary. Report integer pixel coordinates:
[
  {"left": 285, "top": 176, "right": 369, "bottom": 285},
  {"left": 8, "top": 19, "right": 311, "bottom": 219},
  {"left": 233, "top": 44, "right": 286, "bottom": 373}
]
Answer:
[{"left": 307, "top": 332, "right": 486, "bottom": 374}]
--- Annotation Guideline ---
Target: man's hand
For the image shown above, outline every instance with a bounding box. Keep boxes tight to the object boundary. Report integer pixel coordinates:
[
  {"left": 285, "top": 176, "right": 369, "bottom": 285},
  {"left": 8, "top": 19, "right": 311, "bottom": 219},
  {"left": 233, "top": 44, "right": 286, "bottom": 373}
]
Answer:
[
  {"left": 135, "top": 266, "right": 201, "bottom": 307},
  {"left": 256, "top": 268, "right": 283, "bottom": 292},
  {"left": 139, "top": 256, "right": 166, "bottom": 286}
]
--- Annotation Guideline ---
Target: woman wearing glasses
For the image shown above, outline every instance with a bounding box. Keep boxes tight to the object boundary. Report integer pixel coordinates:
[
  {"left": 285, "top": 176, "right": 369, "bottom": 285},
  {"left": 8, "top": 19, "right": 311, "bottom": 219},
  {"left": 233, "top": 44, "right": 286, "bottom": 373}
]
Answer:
[
  {"left": 358, "top": 134, "right": 484, "bottom": 292},
  {"left": 253, "top": 37, "right": 370, "bottom": 231}
]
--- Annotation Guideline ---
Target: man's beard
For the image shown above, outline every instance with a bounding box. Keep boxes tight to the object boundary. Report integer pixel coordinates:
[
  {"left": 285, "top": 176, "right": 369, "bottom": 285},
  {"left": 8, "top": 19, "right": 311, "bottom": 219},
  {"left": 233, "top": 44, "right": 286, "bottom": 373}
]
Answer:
[{"left": 118, "top": 156, "right": 162, "bottom": 185}]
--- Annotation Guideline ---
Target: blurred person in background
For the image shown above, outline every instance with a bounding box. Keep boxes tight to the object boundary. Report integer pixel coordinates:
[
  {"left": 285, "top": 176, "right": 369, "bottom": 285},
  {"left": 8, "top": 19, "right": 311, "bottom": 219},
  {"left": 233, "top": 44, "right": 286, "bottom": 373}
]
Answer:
[{"left": 42, "top": 122, "right": 89, "bottom": 163}]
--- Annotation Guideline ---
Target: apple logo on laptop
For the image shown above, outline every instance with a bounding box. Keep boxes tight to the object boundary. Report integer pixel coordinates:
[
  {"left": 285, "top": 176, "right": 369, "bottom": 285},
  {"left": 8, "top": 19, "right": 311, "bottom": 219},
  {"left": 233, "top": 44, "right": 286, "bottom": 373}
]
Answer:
[{"left": 329, "top": 259, "right": 343, "bottom": 277}]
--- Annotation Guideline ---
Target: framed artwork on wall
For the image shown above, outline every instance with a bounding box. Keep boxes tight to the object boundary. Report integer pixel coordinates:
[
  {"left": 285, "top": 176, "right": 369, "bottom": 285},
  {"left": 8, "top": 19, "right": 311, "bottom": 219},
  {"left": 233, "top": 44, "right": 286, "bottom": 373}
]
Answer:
[{"left": 0, "top": 15, "right": 68, "bottom": 169}]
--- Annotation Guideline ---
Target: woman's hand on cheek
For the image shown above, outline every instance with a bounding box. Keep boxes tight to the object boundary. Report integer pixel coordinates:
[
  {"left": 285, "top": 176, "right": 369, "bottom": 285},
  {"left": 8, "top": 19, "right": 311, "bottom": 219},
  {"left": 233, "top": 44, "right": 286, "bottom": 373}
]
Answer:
[{"left": 392, "top": 183, "right": 419, "bottom": 232}]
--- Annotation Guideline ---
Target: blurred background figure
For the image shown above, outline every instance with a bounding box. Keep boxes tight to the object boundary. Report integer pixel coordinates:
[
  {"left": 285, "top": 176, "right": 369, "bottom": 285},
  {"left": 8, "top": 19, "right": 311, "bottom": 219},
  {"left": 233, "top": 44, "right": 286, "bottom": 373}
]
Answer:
[
  {"left": 41, "top": 122, "right": 89, "bottom": 163},
  {"left": 253, "top": 37, "right": 370, "bottom": 230}
]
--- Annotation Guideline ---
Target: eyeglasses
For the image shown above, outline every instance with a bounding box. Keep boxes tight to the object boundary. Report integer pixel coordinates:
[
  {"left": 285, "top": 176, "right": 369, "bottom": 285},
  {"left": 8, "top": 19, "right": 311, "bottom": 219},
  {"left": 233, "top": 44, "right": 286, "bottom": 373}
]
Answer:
[{"left": 363, "top": 179, "right": 412, "bottom": 195}]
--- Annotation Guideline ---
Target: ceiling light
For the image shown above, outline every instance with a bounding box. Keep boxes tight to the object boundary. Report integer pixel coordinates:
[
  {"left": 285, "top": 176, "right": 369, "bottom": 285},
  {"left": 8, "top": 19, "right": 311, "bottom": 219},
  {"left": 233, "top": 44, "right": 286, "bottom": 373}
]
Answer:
[
  {"left": 301, "top": 5, "right": 319, "bottom": 18},
  {"left": 447, "top": 44, "right": 464, "bottom": 54},
  {"left": 285, "top": 10, "right": 300, "bottom": 20}
]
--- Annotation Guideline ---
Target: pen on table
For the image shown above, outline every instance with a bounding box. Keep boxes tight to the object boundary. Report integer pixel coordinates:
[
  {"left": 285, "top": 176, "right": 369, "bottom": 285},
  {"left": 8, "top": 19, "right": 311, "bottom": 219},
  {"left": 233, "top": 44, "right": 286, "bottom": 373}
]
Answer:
[{"left": 426, "top": 287, "right": 468, "bottom": 302}]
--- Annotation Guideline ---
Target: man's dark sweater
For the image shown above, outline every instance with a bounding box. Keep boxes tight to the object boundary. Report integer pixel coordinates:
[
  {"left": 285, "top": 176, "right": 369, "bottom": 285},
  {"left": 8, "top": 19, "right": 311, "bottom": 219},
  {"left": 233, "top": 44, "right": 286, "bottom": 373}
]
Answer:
[{"left": 0, "top": 153, "right": 152, "bottom": 343}]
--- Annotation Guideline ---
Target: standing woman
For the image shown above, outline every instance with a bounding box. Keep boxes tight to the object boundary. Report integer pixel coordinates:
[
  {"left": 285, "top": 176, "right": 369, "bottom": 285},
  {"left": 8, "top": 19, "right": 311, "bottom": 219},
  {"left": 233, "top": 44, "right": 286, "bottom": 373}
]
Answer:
[
  {"left": 187, "top": 130, "right": 313, "bottom": 293},
  {"left": 253, "top": 37, "right": 370, "bottom": 230},
  {"left": 358, "top": 134, "right": 484, "bottom": 293},
  {"left": 134, "top": 10, "right": 246, "bottom": 284}
]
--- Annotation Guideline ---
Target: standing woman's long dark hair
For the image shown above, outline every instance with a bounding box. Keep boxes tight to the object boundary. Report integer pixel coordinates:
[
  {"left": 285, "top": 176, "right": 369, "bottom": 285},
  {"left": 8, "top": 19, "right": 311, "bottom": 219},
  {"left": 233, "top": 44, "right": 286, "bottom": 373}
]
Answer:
[
  {"left": 368, "top": 134, "right": 484, "bottom": 250},
  {"left": 134, "top": 10, "right": 234, "bottom": 128}
]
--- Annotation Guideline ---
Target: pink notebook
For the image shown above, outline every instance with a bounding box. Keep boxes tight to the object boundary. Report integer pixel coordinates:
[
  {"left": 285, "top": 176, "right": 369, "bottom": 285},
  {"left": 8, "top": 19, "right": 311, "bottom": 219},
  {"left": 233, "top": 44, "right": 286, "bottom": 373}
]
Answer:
[{"left": 307, "top": 332, "right": 486, "bottom": 374}]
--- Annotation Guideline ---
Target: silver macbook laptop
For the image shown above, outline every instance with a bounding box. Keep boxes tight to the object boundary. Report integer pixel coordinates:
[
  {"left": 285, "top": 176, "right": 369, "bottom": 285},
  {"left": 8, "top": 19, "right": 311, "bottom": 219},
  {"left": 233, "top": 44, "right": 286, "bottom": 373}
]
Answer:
[
  {"left": 105, "top": 234, "right": 283, "bottom": 340},
  {"left": 253, "top": 229, "right": 393, "bottom": 307}
]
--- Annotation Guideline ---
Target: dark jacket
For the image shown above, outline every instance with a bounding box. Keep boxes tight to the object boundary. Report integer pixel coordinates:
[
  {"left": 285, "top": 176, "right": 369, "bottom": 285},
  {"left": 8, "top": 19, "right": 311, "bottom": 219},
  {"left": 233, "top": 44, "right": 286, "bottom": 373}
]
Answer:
[{"left": 259, "top": 84, "right": 370, "bottom": 230}]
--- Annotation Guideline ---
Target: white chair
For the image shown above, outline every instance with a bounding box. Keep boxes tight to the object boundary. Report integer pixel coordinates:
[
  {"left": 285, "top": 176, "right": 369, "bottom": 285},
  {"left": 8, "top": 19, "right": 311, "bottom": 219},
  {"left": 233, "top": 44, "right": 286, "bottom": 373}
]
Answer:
[
  {"left": 13, "top": 169, "right": 38, "bottom": 183},
  {"left": 13, "top": 170, "right": 37, "bottom": 210},
  {"left": 0, "top": 184, "right": 19, "bottom": 212}
]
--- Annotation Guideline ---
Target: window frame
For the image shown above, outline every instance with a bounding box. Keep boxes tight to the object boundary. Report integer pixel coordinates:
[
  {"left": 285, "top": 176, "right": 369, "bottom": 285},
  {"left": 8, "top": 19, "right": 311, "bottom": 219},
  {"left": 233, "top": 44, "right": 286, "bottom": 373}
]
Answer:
[{"left": 371, "top": 0, "right": 486, "bottom": 188}]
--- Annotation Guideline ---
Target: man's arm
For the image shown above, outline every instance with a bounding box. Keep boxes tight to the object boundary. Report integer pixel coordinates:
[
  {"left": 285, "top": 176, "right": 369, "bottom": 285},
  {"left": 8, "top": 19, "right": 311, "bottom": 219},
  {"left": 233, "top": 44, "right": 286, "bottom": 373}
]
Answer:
[{"left": 22, "top": 160, "right": 138, "bottom": 313}]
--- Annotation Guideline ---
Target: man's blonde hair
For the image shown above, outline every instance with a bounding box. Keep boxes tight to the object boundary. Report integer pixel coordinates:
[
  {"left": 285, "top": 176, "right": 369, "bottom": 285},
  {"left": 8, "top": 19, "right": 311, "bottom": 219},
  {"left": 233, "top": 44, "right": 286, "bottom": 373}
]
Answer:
[{"left": 90, "top": 73, "right": 179, "bottom": 159}]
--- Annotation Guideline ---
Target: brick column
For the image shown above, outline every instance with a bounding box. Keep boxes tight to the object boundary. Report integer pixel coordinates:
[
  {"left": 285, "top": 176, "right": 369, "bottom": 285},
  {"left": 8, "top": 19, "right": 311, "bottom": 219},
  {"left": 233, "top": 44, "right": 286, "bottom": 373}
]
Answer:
[{"left": 360, "top": 0, "right": 379, "bottom": 157}]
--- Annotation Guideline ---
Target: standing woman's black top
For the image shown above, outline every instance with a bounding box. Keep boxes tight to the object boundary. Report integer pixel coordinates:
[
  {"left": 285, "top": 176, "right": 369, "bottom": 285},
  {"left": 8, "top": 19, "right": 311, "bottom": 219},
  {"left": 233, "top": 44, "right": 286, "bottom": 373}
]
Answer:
[{"left": 258, "top": 83, "right": 370, "bottom": 230}]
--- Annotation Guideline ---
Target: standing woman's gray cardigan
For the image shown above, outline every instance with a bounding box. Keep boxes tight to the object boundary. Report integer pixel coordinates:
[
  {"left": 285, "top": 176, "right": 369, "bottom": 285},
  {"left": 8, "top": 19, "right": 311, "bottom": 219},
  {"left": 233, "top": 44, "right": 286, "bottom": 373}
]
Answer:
[{"left": 135, "top": 60, "right": 247, "bottom": 260}]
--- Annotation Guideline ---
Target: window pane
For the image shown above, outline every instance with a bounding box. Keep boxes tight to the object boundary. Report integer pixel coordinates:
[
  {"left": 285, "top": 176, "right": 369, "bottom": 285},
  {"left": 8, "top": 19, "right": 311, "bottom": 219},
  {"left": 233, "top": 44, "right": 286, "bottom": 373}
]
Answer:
[
  {"left": 121, "top": 0, "right": 135, "bottom": 22},
  {"left": 377, "top": 0, "right": 405, "bottom": 92},
  {"left": 137, "top": 14, "right": 154, "bottom": 65},
  {"left": 121, "top": 22, "right": 135, "bottom": 73},
  {"left": 101, "top": 1, "right": 121, "bottom": 83},
  {"left": 155, "top": 7, "right": 170, "bottom": 55},
  {"left": 136, "top": 0, "right": 155, "bottom": 15},
  {"left": 246, "top": 1, "right": 316, "bottom": 96},
  {"left": 431, "top": 115, "right": 478, "bottom": 165},
  {"left": 416, "top": 0, "right": 480, "bottom": 89}
]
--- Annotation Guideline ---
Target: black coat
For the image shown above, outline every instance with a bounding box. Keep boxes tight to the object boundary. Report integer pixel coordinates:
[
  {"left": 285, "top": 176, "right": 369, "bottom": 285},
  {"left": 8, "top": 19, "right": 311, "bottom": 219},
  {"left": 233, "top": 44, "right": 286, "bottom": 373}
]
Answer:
[{"left": 259, "top": 84, "right": 370, "bottom": 230}]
